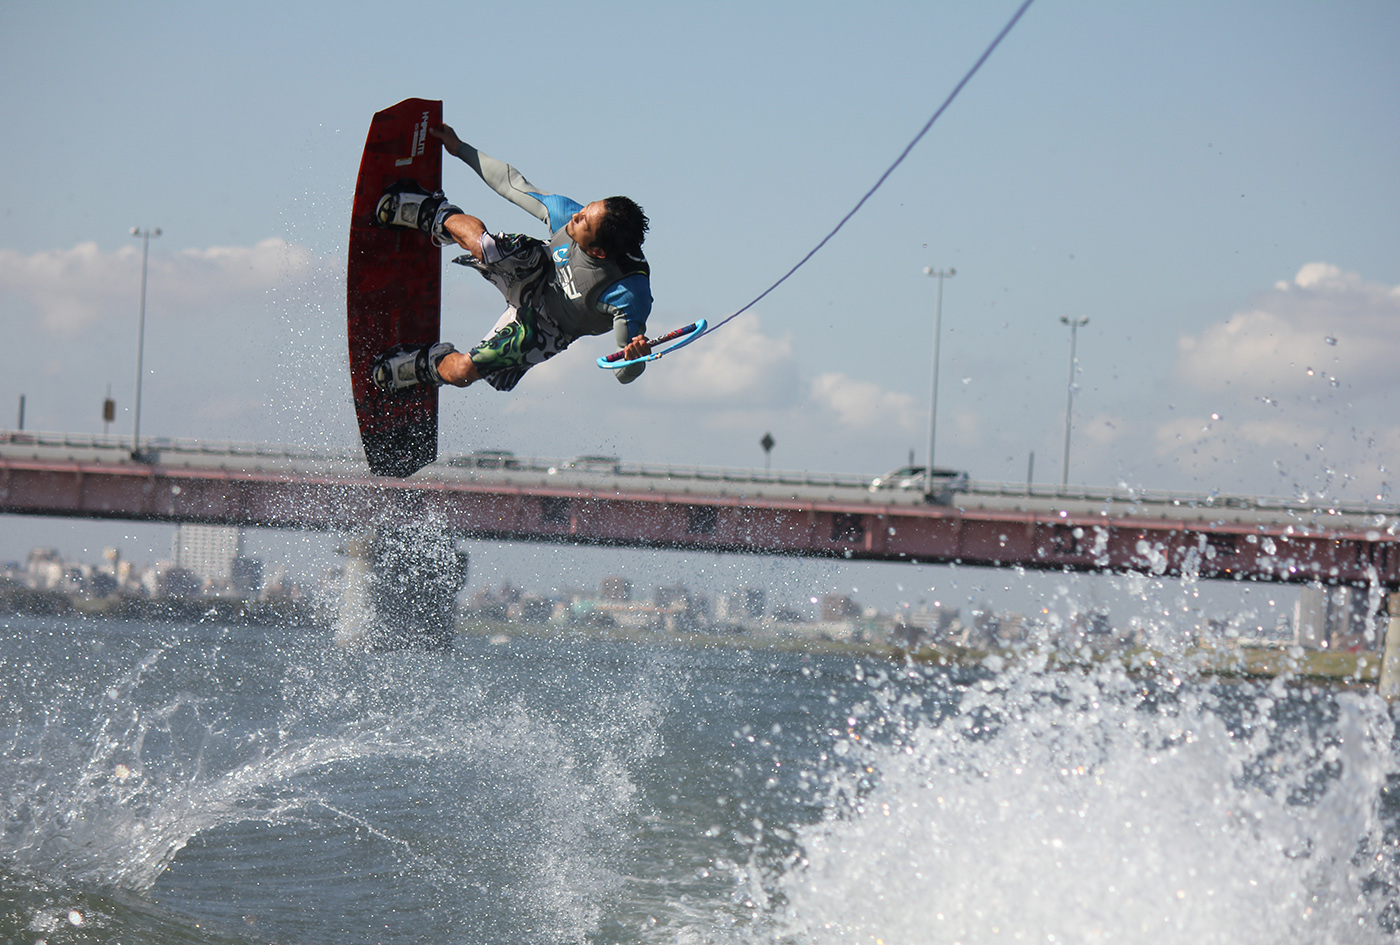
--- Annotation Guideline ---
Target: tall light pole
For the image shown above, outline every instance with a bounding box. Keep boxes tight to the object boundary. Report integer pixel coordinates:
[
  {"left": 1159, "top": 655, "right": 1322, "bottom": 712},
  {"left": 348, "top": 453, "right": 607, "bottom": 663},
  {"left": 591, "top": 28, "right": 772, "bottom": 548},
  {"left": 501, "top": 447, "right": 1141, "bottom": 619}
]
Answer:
[
  {"left": 922, "top": 266, "right": 955, "bottom": 495},
  {"left": 130, "top": 226, "right": 161, "bottom": 458},
  {"left": 1059, "top": 315, "right": 1089, "bottom": 487}
]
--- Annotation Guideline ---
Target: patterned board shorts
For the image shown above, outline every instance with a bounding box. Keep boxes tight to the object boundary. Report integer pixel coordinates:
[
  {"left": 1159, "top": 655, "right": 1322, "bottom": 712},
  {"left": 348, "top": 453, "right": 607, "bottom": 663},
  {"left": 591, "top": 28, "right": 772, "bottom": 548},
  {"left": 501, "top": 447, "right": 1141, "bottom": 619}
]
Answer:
[{"left": 452, "top": 233, "right": 573, "bottom": 392}]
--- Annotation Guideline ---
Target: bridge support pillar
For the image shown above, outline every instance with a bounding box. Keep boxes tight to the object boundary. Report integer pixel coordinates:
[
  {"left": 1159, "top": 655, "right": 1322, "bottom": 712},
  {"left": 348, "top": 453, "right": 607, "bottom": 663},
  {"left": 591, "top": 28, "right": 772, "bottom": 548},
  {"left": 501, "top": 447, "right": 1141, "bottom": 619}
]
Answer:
[
  {"left": 1380, "top": 593, "right": 1400, "bottom": 702},
  {"left": 333, "top": 526, "right": 469, "bottom": 650},
  {"left": 331, "top": 534, "right": 377, "bottom": 648}
]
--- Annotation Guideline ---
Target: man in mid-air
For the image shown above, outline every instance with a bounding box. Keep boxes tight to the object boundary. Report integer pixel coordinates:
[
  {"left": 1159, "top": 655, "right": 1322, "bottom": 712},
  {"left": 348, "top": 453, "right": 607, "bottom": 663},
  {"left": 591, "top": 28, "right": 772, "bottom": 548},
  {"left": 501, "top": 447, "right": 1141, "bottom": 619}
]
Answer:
[{"left": 372, "top": 123, "right": 653, "bottom": 394}]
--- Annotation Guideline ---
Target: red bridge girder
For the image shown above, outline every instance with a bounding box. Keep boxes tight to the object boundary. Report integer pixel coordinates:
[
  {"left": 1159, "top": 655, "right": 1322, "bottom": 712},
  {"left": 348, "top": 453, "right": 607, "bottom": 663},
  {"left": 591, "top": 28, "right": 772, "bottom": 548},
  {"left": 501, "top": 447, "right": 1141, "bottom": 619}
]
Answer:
[{"left": 2, "top": 455, "right": 1397, "bottom": 588}]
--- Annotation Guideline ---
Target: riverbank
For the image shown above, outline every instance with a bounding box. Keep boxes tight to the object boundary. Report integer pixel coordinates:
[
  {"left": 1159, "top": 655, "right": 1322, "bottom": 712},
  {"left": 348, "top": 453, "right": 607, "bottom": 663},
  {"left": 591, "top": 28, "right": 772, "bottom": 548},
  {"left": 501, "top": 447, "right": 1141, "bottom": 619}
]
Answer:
[
  {"left": 0, "top": 578, "right": 315, "bottom": 626},
  {"left": 455, "top": 616, "right": 1382, "bottom": 686},
  {"left": 0, "top": 584, "right": 1378, "bottom": 686}
]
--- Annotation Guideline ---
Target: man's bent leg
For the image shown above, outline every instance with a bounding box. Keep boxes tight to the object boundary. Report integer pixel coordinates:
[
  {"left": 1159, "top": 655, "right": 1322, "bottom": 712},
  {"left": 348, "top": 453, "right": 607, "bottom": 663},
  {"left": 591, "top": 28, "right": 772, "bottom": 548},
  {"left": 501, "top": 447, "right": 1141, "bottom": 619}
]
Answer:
[
  {"left": 463, "top": 305, "right": 573, "bottom": 393},
  {"left": 437, "top": 234, "right": 553, "bottom": 392},
  {"left": 451, "top": 233, "right": 551, "bottom": 313},
  {"left": 433, "top": 306, "right": 517, "bottom": 387}
]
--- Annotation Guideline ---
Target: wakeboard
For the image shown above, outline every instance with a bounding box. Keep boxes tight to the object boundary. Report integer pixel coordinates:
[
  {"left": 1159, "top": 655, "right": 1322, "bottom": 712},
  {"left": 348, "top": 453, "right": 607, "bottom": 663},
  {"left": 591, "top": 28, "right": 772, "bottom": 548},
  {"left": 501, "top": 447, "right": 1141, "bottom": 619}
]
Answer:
[{"left": 347, "top": 98, "right": 443, "bottom": 477}]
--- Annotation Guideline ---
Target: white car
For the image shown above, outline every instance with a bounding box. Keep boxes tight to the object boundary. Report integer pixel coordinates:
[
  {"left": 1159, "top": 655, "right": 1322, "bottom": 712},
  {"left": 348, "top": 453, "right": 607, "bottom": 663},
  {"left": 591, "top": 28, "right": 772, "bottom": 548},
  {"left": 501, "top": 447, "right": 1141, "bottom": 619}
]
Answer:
[
  {"left": 446, "top": 449, "right": 518, "bottom": 470},
  {"left": 869, "top": 465, "right": 969, "bottom": 500},
  {"left": 569, "top": 455, "right": 621, "bottom": 474}
]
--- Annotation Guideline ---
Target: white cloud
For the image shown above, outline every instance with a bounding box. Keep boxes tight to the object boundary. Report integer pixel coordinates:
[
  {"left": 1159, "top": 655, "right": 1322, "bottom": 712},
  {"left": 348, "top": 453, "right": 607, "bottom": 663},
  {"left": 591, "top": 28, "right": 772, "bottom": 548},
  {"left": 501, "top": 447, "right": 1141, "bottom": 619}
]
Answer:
[
  {"left": 1152, "top": 263, "right": 1400, "bottom": 497},
  {"left": 1154, "top": 414, "right": 1316, "bottom": 456},
  {"left": 0, "top": 238, "right": 318, "bottom": 337},
  {"left": 950, "top": 408, "right": 987, "bottom": 448},
  {"left": 1287, "top": 262, "right": 1344, "bottom": 290},
  {"left": 1081, "top": 412, "right": 1127, "bottom": 446},
  {"left": 1176, "top": 262, "right": 1400, "bottom": 398},
  {"left": 809, "top": 371, "right": 920, "bottom": 432},
  {"left": 643, "top": 312, "right": 802, "bottom": 408},
  {"left": 1147, "top": 407, "right": 1400, "bottom": 501}
]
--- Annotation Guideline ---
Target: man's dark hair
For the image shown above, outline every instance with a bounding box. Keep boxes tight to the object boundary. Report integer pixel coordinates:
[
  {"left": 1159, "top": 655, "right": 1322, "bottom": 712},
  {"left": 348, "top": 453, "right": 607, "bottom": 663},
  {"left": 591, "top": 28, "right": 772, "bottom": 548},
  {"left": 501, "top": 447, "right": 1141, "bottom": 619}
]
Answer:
[{"left": 595, "top": 196, "right": 649, "bottom": 263}]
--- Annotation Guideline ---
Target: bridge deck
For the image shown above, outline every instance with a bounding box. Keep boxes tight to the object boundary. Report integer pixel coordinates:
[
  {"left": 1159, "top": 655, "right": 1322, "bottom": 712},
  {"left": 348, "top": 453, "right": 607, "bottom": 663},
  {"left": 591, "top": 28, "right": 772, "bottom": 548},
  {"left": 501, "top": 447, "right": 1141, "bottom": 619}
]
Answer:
[{"left": 3, "top": 431, "right": 1397, "bottom": 588}]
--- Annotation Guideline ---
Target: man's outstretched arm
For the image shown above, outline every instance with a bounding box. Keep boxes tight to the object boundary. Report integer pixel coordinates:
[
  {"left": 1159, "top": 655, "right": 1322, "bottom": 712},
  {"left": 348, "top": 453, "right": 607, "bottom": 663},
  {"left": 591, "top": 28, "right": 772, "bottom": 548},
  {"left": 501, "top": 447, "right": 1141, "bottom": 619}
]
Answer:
[{"left": 431, "top": 125, "right": 579, "bottom": 232}]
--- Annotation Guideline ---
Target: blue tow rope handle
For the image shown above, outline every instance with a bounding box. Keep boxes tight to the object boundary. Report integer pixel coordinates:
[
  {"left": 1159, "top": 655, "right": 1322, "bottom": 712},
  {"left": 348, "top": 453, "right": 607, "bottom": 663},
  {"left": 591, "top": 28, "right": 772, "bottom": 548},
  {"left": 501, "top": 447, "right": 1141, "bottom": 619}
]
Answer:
[{"left": 597, "top": 319, "right": 707, "bottom": 370}]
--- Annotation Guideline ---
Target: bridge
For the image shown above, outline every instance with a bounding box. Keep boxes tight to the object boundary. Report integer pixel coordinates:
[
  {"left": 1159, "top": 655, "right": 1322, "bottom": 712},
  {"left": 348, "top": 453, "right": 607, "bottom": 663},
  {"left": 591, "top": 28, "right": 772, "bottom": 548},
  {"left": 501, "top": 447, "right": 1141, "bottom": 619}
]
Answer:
[{"left": 5, "top": 429, "right": 1398, "bottom": 591}]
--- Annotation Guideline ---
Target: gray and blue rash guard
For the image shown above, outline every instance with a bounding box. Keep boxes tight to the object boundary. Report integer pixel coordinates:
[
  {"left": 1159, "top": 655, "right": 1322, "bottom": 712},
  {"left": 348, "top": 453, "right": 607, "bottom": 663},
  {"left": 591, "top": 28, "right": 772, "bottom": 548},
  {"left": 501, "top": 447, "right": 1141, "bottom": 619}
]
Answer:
[{"left": 452, "top": 142, "right": 652, "bottom": 381}]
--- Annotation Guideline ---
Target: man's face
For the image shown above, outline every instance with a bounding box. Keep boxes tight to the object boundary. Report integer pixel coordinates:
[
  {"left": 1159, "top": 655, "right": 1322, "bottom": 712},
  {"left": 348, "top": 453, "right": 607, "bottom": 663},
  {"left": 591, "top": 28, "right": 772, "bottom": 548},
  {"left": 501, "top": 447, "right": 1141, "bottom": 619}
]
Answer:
[{"left": 565, "top": 200, "right": 608, "bottom": 258}]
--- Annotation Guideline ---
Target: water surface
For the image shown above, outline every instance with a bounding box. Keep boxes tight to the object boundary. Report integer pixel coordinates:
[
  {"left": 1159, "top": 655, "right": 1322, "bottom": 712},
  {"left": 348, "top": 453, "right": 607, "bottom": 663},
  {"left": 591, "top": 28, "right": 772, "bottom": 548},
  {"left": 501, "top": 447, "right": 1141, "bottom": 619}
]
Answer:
[{"left": 2, "top": 613, "right": 1398, "bottom": 944}]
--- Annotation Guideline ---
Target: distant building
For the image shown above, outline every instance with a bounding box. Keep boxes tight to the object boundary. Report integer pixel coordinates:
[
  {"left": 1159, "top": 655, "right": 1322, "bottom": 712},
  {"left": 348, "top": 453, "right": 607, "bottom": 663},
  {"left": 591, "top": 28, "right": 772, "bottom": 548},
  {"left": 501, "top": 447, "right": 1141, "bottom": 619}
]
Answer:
[
  {"left": 172, "top": 525, "right": 243, "bottom": 589},
  {"left": 1070, "top": 609, "right": 1113, "bottom": 640},
  {"left": 821, "top": 594, "right": 860, "bottom": 621},
  {"left": 513, "top": 595, "right": 554, "bottom": 623},
  {"left": 26, "top": 549, "right": 64, "bottom": 589},
  {"left": 159, "top": 567, "right": 203, "bottom": 599},
  {"left": 230, "top": 556, "right": 263, "bottom": 597},
  {"left": 892, "top": 603, "right": 961, "bottom": 646},
  {"left": 653, "top": 584, "right": 710, "bottom": 629},
  {"left": 996, "top": 612, "right": 1029, "bottom": 645},
  {"left": 716, "top": 588, "right": 765, "bottom": 621},
  {"left": 1295, "top": 586, "right": 1382, "bottom": 650},
  {"left": 601, "top": 577, "right": 633, "bottom": 601},
  {"left": 101, "top": 547, "right": 139, "bottom": 593}
]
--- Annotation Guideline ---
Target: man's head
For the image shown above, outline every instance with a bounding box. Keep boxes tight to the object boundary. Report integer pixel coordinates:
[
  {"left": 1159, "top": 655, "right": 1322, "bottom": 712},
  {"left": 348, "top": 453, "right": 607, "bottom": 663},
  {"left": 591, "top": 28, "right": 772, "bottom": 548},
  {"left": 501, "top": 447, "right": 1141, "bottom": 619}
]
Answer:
[{"left": 567, "top": 197, "right": 648, "bottom": 262}]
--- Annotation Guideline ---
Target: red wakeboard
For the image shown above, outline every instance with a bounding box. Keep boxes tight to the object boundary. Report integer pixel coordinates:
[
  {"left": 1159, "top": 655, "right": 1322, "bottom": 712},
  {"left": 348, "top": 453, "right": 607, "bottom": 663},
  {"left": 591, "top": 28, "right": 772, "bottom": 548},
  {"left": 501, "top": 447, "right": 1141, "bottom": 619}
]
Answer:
[{"left": 347, "top": 98, "right": 443, "bottom": 477}]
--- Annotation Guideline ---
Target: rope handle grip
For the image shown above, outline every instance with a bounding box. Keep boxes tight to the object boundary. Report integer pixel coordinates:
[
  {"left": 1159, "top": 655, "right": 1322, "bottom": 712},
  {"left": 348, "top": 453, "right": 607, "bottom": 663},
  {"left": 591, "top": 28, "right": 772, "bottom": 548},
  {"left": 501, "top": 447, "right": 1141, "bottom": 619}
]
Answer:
[{"left": 597, "top": 319, "right": 706, "bottom": 370}]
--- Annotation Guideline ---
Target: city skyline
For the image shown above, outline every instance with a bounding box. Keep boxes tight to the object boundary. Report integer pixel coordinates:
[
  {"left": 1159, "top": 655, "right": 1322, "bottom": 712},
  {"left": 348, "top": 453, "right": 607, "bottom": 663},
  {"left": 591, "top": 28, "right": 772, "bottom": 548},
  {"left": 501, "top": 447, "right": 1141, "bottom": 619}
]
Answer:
[
  {"left": 11, "top": 534, "right": 1372, "bottom": 660},
  {"left": 2, "top": 524, "right": 1314, "bottom": 645}
]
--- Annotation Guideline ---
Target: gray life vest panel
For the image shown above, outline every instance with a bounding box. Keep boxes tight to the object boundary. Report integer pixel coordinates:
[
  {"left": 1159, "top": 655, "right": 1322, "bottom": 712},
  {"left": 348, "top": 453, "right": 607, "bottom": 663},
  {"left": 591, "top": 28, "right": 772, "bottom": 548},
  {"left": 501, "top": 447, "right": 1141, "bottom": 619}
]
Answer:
[{"left": 539, "top": 228, "right": 648, "bottom": 339}]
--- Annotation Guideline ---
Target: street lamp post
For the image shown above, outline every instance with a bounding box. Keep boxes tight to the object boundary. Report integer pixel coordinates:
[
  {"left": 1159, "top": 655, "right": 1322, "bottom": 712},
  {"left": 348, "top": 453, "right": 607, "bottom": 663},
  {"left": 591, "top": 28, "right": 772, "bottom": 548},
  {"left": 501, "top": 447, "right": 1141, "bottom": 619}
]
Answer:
[
  {"left": 1059, "top": 315, "right": 1089, "bottom": 487},
  {"left": 922, "top": 266, "right": 955, "bottom": 496},
  {"left": 130, "top": 226, "right": 161, "bottom": 459}
]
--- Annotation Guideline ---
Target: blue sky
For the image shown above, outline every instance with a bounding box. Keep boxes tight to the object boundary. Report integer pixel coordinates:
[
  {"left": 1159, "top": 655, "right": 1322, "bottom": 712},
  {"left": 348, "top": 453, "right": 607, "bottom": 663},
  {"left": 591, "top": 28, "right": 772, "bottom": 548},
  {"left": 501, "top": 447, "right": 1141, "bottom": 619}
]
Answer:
[{"left": 2, "top": 1, "right": 1398, "bottom": 615}]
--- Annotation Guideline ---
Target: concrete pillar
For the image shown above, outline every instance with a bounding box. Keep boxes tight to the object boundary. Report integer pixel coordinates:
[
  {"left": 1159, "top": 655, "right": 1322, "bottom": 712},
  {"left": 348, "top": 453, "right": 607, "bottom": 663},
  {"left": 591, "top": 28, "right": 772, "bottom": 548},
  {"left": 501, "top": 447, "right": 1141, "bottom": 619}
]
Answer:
[
  {"left": 1379, "top": 592, "right": 1400, "bottom": 701},
  {"left": 333, "top": 526, "right": 469, "bottom": 650},
  {"left": 332, "top": 533, "right": 376, "bottom": 648},
  {"left": 369, "top": 525, "right": 468, "bottom": 650}
]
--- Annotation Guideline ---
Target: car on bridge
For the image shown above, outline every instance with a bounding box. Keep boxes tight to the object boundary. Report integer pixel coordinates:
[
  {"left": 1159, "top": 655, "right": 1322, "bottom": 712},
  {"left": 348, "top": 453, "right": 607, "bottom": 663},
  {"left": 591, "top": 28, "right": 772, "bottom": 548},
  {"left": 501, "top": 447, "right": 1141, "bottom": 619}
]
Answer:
[
  {"left": 568, "top": 455, "right": 622, "bottom": 474},
  {"left": 446, "top": 450, "right": 519, "bottom": 470},
  {"left": 869, "top": 465, "right": 970, "bottom": 502}
]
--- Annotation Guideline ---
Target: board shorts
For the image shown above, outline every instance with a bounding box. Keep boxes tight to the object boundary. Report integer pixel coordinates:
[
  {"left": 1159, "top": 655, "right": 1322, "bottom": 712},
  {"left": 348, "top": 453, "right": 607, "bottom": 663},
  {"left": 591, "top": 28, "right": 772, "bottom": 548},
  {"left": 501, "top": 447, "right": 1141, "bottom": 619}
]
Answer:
[{"left": 451, "top": 233, "right": 574, "bottom": 392}]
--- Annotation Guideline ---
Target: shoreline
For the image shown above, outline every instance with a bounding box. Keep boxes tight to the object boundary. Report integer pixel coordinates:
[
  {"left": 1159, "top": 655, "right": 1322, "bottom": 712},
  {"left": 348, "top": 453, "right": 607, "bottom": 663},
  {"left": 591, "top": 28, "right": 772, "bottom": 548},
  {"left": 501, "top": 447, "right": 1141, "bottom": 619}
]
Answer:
[
  {"left": 453, "top": 617, "right": 1382, "bottom": 687},
  {"left": 3, "top": 592, "right": 1378, "bottom": 686}
]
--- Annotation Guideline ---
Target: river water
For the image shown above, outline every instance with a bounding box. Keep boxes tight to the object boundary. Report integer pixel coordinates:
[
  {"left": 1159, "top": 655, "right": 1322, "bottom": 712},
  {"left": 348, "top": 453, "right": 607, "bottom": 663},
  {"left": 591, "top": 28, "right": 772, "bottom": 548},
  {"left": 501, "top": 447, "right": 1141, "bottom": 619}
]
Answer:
[{"left": 3, "top": 611, "right": 1399, "bottom": 944}]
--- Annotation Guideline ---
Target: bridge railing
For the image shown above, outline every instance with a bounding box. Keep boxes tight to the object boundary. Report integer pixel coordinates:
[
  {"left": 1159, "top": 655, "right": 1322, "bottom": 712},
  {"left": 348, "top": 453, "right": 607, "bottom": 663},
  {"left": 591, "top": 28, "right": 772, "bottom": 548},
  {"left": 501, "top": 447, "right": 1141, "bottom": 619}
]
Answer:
[
  {"left": 0, "top": 429, "right": 362, "bottom": 462},
  {"left": 3, "top": 429, "right": 1397, "bottom": 520},
  {"left": 965, "top": 478, "right": 1398, "bottom": 518}
]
